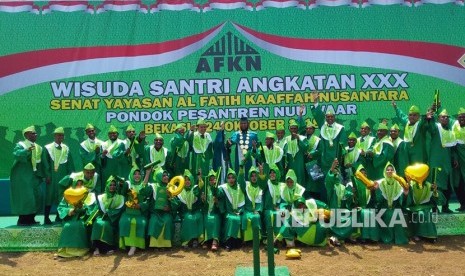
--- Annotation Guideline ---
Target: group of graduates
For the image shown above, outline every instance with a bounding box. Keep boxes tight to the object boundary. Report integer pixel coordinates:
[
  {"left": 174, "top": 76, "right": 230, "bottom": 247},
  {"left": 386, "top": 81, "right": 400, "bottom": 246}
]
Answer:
[{"left": 9, "top": 93, "right": 465, "bottom": 257}]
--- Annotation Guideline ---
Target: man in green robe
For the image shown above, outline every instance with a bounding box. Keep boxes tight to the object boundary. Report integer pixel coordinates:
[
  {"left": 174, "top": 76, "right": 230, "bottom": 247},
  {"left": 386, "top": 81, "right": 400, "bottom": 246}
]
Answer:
[
  {"left": 253, "top": 132, "right": 284, "bottom": 175},
  {"left": 59, "top": 162, "right": 99, "bottom": 195},
  {"left": 357, "top": 121, "right": 375, "bottom": 174},
  {"left": 121, "top": 124, "right": 146, "bottom": 178},
  {"left": 188, "top": 118, "right": 223, "bottom": 177},
  {"left": 79, "top": 123, "right": 103, "bottom": 184},
  {"left": 283, "top": 120, "right": 308, "bottom": 185},
  {"left": 275, "top": 123, "right": 287, "bottom": 150},
  {"left": 144, "top": 133, "right": 168, "bottom": 181},
  {"left": 10, "top": 125, "right": 44, "bottom": 226},
  {"left": 311, "top": 94, "right": 347, "bottom": 176},
  {"left": 43, "top": 127, "right": 75, "bottom": 225},
  {"left": 390, "top": 124, "right": 408, "bottom": 178},
  {"left": 343, "top": 132, "right": 361, "bottom": 184},
  {"left": 429, "top": 109, "right": 455, "bottom": 213},
  {"left": 452, "top": 107, "right": 465, "bottom": 211},
  {"left": 392, "top": 102, "right": 432, "bottom": 164},
  {"left": 99, "top": 125, "right": 126, "bottom": 186},
  {"left": 365, "top": 123, "right": 394, "bottom": 180},
  {"left": 169, "top": 123, "right": 190, "bottom": 176}
]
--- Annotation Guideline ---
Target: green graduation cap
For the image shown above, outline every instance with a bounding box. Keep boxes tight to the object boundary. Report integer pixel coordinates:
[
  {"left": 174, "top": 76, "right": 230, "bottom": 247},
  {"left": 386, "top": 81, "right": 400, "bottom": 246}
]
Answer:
[
  {"left": 439, "top": 109, "right": 449, "bottom": 116},
  {"left": 266, "top": 132, "right": 276, "bottom": 139},
  {"left": 458, "top": 107, "right": 465, "bottom": 115},
  {"left": 175, "top": 123, "right": 185, "bottom": 130},
  {"left": 197, "top": 118, "right": 207, "bottom": 126},
  {"left": 361, "top": 121, "right": 370, "bottom": 128},
  {"left": 154, "top": 133, "right": 164, "bottom": 140},
  {"left": 348, "top": 132, "right": 357, "bottom": 139},
  {"left": 54, "top": 127, "right": 64, "bottom": 134},
  {"left": 409, "top": 105, "right": 420, "bottom": 114},
  {"left": 84, "top": 163, "right": 95, "bottom": 170},
  {"left": 85, "top": 123, "right": 94, "bottom": 131},
  {"left": 377, "top": 123, "right": 388, "bottom": 131},
  {"left": 276, "top": 124, "right": 285, "bottom": 131},
  {"left": 126, "top": 124, "right": 135, "bottom": 132},
  {"left": 108, "top": 125, "right": 118, "bottom": 133},
  {"left": 390, "top": 123, "right": 400, "bottom": 131},
  {"left": 22, "top": 125, "right": 36, "bottom": 136}
]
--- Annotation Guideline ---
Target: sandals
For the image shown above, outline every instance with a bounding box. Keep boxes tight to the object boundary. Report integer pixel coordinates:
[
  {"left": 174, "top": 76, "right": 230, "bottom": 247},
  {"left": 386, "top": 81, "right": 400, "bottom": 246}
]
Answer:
[{"left": 329, "top": 237, "right": 341, "bottom": 247}]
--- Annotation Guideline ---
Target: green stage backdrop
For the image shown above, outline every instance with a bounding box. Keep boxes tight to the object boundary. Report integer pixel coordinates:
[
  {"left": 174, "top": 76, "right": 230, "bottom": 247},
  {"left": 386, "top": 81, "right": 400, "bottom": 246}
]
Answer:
[{"left": 0, "top": 0, "right": 464, "bottom": 178}]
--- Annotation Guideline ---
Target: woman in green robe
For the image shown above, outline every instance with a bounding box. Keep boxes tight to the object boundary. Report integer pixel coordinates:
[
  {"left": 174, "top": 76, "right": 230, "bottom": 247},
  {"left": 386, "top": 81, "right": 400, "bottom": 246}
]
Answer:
[
  {"left": 91, "top": 176, "right": 125, "bottom": 256},
  {"left": 275, "top": 169, "right": 305, "bottom": 248},
  {"left": 56, "top": 182, "right": 96, "bottom": 258},
  {"left": 201, "top": 169, "right": 221, "bottom": 251},
  {"left": 119, "top": 167, "right": 152, "bottom": 256},
  {"left": 238, "top": 166, "right": 265, "bottom": 242},
  {"left": 376, "top": 163, "right": 409, "bottom": 245},
  {"left": 148, "top": 168, "right": 174, "bottom": 249},
  {"left": 171, "top": 169, "right": 204, "bottom": 248},
  {"left": 217, "top": 168, "right": 245, "bottom": 251},
  {"left": 262, "top": 164, "right": 284, "bottom": 243}
]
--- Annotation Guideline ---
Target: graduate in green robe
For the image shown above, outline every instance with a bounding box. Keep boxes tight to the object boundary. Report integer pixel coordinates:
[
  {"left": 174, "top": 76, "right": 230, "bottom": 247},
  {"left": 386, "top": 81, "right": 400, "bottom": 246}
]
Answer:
[
  {"left": 325, "top": 159, "right": 353, "bottom": 246},
  {"left": 10, "top": 125, "right": 44, "bottom": 226},
  {"left": 253, "top": 132, "right": 284, "bottom": 175},
  {"left": 200, "top": 169, "right": 221, "bottom": 251},
  {"left": 376, "top": 163, "right": 409, "bottom": 245},
  {"left": 121, "top": 124, "right": 146, "bottom": 178},
  {"left": 291, "top": 197, "right": 329, "bottom": 247},
  {"left": 99, "top": 125, "right": 126, "bottom": 194},
  {"left": 59, "top": 163, "right": 99, "bottom": 196},
  {"left": 392, "top": 102, "right": 432, "bottom": 164},
  {"left": 351, "top": 165, "right": 379, "bottom": 243},
  {"left": 148, "top": 168, "right": 174, "bottom": 249},
  {"left": 238, "top": 165, "right": 265, "bottom": 242},
  {"left": 357, "top": 121, "right": 376, "bottom": 176},
  {"left": 43, "top": 127, "right": 75, "bottom": 225},
  {"left": 311, "top": 96, "right": 347, "bottom": 176},
  {"left": 144, "top": 133, "right": 169, "bottom": 181},
  {"left": 79, "top": 123, "right": 103, "bottom": 187},
  {"left": 262, "top": 164, "right": 284, "bottom": 243},
  {"left": 217, "top": 168, "right": 245, "bottom": 251},
  {"left": 171, "top": 169, "right": 204, "bottom": 248},
  {"left": 301, "top": 120, "right": 324, "bottom": 201},
  {"left": 365, "top": 123, "right": 394, "bottom": 180},
  {"left": 91, "top": 175, "right": 125, "bottom": 256},
  {"left": 283, "top": 121, "right": 308, "bottom": 186},
  {"left": 56, "top": 182, "right": 96, "bottom": 258},
  {"left": 452, "top": 108, "right": 465, "bottom": 211},
  {"left": 119, "top": 167, "right": 152, "bottom": 256},
  {"left": 275, "top": 169, "right": 305, "bottom": 248},
  {"left": 428, "top": 109, "right": 455, "bottom": 213},
  {"left": 343, "top": 132, "right": 361, "bottom": 186},
  {"left": 390, "top": 124, "right": 408, "bottom": 178},
  {"left": 406, "top": 167, "right": 444, "bottom": 243},
  {"left": 169, "top": 123, "right": 190, "bottom": 176},
  {"left": 275, "top": 123, "right": 287, "bottom": 151}
]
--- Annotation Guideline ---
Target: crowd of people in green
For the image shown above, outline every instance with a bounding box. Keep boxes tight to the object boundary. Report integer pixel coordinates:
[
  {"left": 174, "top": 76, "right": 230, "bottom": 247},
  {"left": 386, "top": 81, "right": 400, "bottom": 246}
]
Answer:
[{"left": 9, "top": 93, "right": 465, "bottom": 258}]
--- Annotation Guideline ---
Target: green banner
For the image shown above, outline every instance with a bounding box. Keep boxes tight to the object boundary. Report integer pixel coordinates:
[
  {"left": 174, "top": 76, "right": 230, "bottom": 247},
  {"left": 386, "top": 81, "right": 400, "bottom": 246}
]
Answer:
[{"left": 1, "top": 2, "right": 464, "bottom": 178}]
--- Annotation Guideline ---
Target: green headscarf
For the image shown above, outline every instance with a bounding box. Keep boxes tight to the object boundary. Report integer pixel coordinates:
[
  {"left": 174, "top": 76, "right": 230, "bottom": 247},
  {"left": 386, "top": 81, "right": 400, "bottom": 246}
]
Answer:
[
  {"left": 183, "top": 169, "right": 195, "bottom": 191},
  {"left": 268, "top": 163, "right": 281, "bottom": 184}
]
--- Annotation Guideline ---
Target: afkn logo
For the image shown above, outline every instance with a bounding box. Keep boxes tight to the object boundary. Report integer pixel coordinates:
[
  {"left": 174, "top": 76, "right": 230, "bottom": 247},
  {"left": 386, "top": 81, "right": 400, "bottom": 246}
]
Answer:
[{"left": 196, "top": 32, "right": 261, "bottom": 73}]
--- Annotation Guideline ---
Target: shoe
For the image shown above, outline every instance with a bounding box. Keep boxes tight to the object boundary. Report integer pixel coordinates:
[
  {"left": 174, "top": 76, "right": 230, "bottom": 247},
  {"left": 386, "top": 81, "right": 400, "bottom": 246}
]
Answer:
[
  {"left": 225, "top": 245, "right": 232, "bottom": 252},
  {"left": 329, "top": 237, "right": 341, "bottom": 247},
  {"left": 106, "top": 250, "right": 115, "bottom": 255},
  {"left": 128, "top": 246, "right": 136, "bottom": 256},
  {"left": 412, "top": 236, "right": 420, "bottom": 242},
  {"left": 93, "top": 248, "right": 100, "bottom": 256},
  {"left": 211, "top": 243, "right": 218, "bottom": 252},
  {"left": 192, "top": 240, "right": 199, "bottom": 248},
  {"left": 44, "top": 217, "right": 53, "bottom": 225}
]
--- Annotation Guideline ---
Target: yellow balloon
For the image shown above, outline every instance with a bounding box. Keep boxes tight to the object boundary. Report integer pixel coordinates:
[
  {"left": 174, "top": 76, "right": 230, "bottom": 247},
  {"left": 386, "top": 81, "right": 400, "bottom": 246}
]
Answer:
[
  {"left": 64, "top": 186, "right": 88, "bottom": 206},
  {"left": 405, "top": 163, "right": 429, "bottom": 186},
  {"left": 167, "top": 175, "right": 185, "bottom": 197}
]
